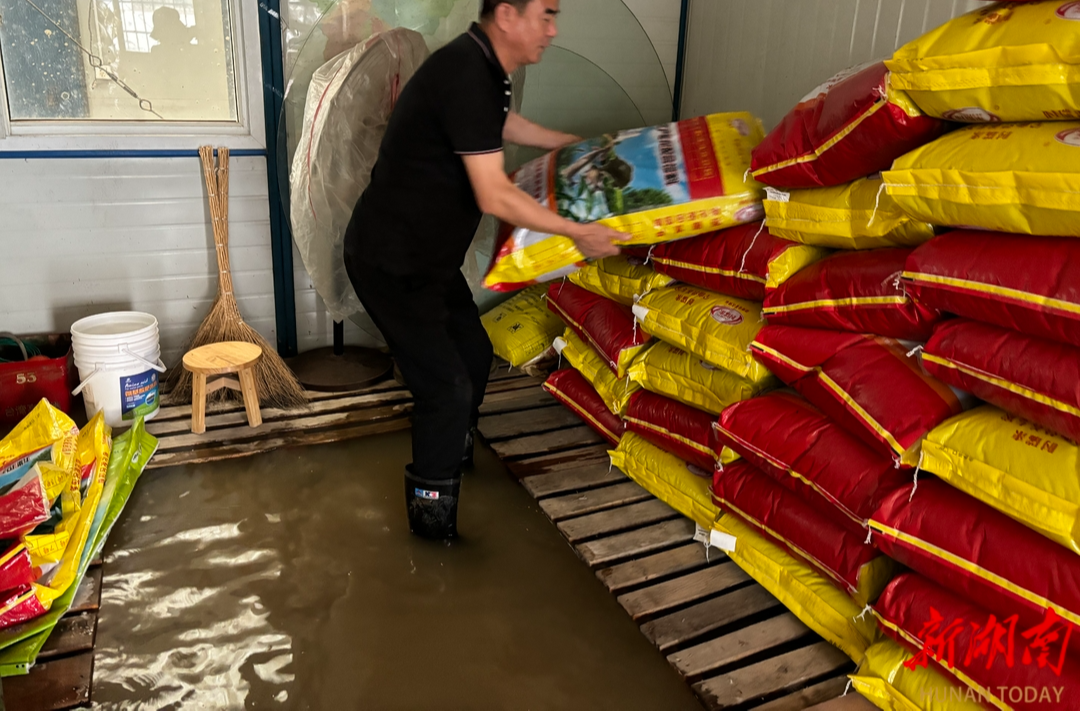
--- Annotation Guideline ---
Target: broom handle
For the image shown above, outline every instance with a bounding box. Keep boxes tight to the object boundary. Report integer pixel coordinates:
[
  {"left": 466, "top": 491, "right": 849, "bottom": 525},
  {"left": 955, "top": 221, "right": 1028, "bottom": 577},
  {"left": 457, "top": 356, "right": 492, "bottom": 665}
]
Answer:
[{"left": 199, "top": 146, "right": 240, "bottom": 317}]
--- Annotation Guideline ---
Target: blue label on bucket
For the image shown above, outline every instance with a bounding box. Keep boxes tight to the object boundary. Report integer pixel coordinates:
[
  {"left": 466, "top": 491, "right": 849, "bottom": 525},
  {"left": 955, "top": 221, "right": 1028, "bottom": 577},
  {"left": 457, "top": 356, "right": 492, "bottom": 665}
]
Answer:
[{"left": 120, "top": 369, "right": 159, "bottom": 421}]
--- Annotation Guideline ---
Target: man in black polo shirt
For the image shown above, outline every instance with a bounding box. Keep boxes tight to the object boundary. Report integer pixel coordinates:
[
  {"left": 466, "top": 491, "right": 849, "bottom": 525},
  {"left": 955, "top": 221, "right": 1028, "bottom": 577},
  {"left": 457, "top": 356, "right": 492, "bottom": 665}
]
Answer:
[{"left": 343, "top": 0, "right": 626, "bottom": 539}]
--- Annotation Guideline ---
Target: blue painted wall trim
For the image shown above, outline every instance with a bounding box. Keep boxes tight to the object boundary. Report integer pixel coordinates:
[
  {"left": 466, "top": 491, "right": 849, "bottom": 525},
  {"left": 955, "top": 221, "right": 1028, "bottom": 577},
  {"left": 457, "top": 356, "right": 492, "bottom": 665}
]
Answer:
[
  {"left": 0, "top": 149, "right": 268, "bottom": 159},
  {"left": 258, "top": 0, "right": 298, "bottom": 357},
  {"left": 672, "top": 0, "right": 690, "bottom": 121}
]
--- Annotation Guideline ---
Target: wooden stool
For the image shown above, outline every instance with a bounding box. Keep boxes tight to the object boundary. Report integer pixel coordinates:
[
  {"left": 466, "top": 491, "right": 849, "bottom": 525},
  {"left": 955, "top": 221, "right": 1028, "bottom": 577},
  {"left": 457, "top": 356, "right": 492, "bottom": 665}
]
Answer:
[{"left": 182, "top": 341, "right": 263, "bottom": 434}]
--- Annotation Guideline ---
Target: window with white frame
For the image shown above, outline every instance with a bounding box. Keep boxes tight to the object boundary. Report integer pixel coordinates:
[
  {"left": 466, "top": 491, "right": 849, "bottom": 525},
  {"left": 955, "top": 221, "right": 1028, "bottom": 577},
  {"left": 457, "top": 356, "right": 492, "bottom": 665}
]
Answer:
[{"left": 0, "top": 0, "right": 239, "bottom": 122}]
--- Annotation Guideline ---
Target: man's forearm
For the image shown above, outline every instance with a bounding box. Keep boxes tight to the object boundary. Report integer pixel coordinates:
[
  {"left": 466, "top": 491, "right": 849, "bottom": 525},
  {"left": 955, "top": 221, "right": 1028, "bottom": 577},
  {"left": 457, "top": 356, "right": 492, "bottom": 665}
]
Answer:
[
  {"left": 503, "top": 112, "right": 580, "bottom": 151},
  {"left": 478, "top": 180, "right": 584, "bottom": 240}
]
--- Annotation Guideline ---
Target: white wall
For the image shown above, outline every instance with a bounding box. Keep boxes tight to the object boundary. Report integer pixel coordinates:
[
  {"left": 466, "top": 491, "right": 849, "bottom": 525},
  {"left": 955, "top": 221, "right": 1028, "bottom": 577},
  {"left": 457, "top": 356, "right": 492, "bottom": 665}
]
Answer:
[
  {"left": 681, "top": 0, "right": 991, "bottom": 130},
  {"left": 0, "top": 156, "right": 276, "bottom": 368}
]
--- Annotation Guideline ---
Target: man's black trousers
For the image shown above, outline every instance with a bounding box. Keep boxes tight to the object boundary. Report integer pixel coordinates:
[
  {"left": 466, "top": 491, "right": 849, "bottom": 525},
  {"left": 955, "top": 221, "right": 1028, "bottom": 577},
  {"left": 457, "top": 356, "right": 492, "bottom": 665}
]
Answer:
[{"left": 344, "top": 256, "right": 493, "bottom": 482}]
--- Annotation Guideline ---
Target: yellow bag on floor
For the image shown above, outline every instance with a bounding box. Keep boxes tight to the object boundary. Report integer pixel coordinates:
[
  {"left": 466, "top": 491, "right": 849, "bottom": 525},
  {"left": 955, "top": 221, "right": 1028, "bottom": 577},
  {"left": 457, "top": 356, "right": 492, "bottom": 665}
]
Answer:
[
  {"left": 921, "top": 405, "right": 1080, "bottom": 554},
  {"left": 886, "top": 1, "right": 1080, "bottom": 123},
  {"left": 764, "top": 178, "right": 934, "bottom": 250},
  {"left": 632, "top": 285, "right": 772, "bottom": 383},
  {"left": 554, "top": 329, "right": 640, "bottom": 416},
  {"left": 884, "top": 121, "right": 1080, "bottom": 237},
  {"left": 850, "top": 639, "right": 986, "bottom": 711},
  {"left": 714, "top": 514, "right": 878, "bottom": 663},
  {"left": 481, "top": 285, "right": 565, "bottom": 368},
  {"left": 609, "top": 432, "right": 719, "bottom": 528},
  {"left": 627, "top": 343, "right": 775, "bottom": 416},
  {"left": 0, "top": 400, "right": 79, "bottom": 477},
  {"left": 23, "top": 463, "right": 80, "bottom": 566},
  {"left": 566, "top": 254, "right": 674, "bottom": 306}
]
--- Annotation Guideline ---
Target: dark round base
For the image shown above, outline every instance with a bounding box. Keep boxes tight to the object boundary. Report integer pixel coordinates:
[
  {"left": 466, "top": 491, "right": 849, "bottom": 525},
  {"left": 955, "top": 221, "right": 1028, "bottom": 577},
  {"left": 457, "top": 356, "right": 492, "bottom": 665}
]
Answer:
[{"left": 286, "top": 347, "right": 393, "bottom": 392}]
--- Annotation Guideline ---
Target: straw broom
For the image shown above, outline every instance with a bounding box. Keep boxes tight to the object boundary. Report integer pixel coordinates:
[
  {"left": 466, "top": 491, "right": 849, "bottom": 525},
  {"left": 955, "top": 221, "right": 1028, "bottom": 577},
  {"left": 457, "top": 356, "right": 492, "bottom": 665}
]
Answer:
[{"left": 166, "top": 146, "right": 308, "bottom": 410}]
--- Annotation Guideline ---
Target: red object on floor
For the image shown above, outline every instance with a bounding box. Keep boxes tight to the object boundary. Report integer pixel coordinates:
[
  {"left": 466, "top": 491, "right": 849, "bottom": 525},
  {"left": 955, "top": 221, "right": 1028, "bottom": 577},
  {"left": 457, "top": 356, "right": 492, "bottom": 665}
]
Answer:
[
  {"left": 625, "top": 390, "right": 717, "bottom": 474},
  {"left": 0, "top": 543, "right": 35, "bottom": 595},
  {"left": 547, "top": 282, "right": 649, "bottom": 376},
  {"left": 542, "top": 369, "right": 625, "bottom": 446}
]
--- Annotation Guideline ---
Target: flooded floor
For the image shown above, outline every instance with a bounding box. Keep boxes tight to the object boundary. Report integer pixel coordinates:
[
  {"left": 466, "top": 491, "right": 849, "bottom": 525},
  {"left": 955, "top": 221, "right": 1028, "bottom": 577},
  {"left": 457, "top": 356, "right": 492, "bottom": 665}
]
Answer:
[{"left": 92, "top": 430, "right": 704, "bottom": 710}]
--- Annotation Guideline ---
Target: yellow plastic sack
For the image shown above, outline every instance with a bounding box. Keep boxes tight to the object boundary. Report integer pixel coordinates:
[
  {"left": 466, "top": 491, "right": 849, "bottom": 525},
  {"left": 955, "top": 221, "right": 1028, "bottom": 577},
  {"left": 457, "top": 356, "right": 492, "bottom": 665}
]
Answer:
[
  {"left": 481, "top": 285, "right": 565, "bottom": 368},
  {"left": 884, "top": 121, "right": 1080, "bottom": 237},
  {"left": 921, "top": 405, "right": 1080, "bottom": 554},
  {"left": 554, "top": 329, "right": 640, "bottom": 416},
  {"left": 763, "top": 178, "right": 935, "bottom": 250},
  {"left": 850, "top": 639, "right": 986, "bottom": 711},
  {"left": 24, "top": 463, "right": 80, "bottom": 566},
  {"left": 0, "top": 400, "right": 78, "bottom": 476},
  {"left": 484, "top": 113, "right": 767, "bottom": 290},
  {"left": 886, "top": 1, "right": 1080, "bottom": 123},
  {"left": 609, "top": 432, "right": 719, "bottom": 529},
  {"left": 566, "top": 254, "right": 674, "bottom": 306},
  {"left": 632, "top": 285, "right": 772, "bottom": 383},
  {"left": 628, "top": 343, "right": 775, "bottom": 416},
  {"left": 714, "top": 514, "right": 879, "bottom": 663}
]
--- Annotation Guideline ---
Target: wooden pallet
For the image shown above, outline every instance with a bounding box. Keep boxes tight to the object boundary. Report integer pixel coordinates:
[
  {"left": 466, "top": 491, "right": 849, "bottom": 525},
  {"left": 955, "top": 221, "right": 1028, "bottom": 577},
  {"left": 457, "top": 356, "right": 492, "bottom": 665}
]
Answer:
[
  {"left": 1, "top": 563, "right": 103, "bottom": 710},
  {"left": 480, "top": 371, "right": 859, "bottom": 711}
]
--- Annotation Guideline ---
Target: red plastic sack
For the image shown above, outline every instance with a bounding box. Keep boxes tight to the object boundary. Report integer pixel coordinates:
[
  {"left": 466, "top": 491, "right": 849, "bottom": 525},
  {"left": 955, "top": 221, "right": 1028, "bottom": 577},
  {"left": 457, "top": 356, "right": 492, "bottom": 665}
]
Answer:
[
  {"left": 0, "top": 585, "right": 46, "bottom": 629},
  {"left": 924, "top": 319, "right": 1080, "bottom": 442},
  {"left": 647, "top": 222, "right": 827, "bottom": 301},
  {"left": 716, "top": 391, "right": 908, "bottom": 529},
  {"left": 547, "top": 282, "right": 650, "bottom": 378},
  {"left": 903, "top": 230, "right": 1080, "bottom": 349},
  {"left": 875, "top": 572, "right": 1080, "bottom": 710},
  {"left": 0, "top": 469, "right": 50, "bottom": 540},
  {"left": 751, "top": 62, "right": 948, "bottom": 189},
  {"left": 542, "top": 369, "right": 625, "bottom": 447},
  {"left": 870, "top": 478, "right": 1080, "bottom": 640},
  {"left": 751, "top": 326, "right": 965, "bottom": 465},
  {"left": 625, "top": 390, "right": 716, "bottom": 474},
  {"left": 0, "top": 542, "right": 35, "bottom": 595},
  {"left": 713, "top": 459, "right": 890, "bottom": 602},
  {"left": 763, "top": 248, "right": 943, "bottom": 341}
]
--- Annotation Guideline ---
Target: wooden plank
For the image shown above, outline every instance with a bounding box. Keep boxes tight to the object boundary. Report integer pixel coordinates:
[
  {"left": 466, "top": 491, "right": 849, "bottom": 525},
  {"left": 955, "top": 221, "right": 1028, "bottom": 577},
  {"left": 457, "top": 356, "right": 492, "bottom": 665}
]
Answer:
[
  {"left": 642, "top": 584, "right": 784, "bottom": 652},
  {"left": 617, "top": 562, "right": 750, "bottom": 620},
  {"left": 487, "top": 362, "right": 527, "bottom": 381},
  {"left": 557, "top": 499, "right": 678, "bottom": 543},
  {"left": 37, "top": 612, "right": 97, "bottom": 661},
  {"left": 801, "top": 691, "right": 877, "bottom": 711},
  {"left": 540, "top": 481, "right": 651, "bottom": 521},
  {"left": 156, "top": 378, "right": 403, "bottom": 421},
  {"left": 68, "top": 567, "right": 102, "bottom": 614},
  {"left": 576, "top": 517, "right": 696, "bottom": 568},
  {"left": 479, "top": 387, "right": 555, "bottom": 415},
  {"left": 490, "top": 425, "right": 603, "bottom": 459},
  {"left": 2, "top": 651, "right": 93, "bottom": 710},
  {"left": 522, "top": 463, "right": 628, "bottom": 499},
  {"left": 478, "top": 405, "right": 580, "bottom": 441},
  {"left": 753, "top": 677, "right": 852, "bottom": 711},
  {"left": 148, "top": 415, "right": 411, "bottom": 469},
  {"left": 693, "top": 642, "right": 852, "bottom": 710},
  {"left": 596, "top": 543, "right": 713, "bottom": 594},
  {"left": 668, "top": 613, "right": 811, "bottom": 678},
  {"left": 485, "top": 377, "right": 545, "bottom": 395},
  {"left": 505, "top": 444, "right": 610, "bottom": 478}
]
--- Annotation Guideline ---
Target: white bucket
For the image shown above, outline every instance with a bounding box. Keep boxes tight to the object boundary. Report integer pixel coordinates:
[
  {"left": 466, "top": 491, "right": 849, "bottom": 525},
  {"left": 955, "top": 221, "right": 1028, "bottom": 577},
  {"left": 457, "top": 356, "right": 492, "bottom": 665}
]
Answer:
[{"left": 70, "top": 312, "right": 166, "bottom": 428}]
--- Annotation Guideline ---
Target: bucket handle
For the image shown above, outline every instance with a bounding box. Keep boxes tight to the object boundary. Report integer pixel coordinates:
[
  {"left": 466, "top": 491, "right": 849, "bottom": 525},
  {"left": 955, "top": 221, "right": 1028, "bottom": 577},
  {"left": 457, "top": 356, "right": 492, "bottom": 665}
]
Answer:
[{"left": 71, "top": 350, "right": 166, "bottom": 397}]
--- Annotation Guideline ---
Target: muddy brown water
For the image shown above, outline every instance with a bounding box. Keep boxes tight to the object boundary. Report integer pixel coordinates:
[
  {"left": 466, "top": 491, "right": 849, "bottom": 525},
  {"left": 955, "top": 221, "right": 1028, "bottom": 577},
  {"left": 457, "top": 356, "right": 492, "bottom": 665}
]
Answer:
[{"left": 93, "top": 430, "right": 705, "bottom": 710}]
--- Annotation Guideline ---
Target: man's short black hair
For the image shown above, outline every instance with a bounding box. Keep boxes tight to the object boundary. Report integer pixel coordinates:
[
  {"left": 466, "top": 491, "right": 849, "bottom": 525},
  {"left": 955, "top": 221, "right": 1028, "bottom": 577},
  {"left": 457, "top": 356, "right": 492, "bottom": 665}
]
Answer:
[{"left": 480, "top": 0, "right": 532, "bottom": 20}]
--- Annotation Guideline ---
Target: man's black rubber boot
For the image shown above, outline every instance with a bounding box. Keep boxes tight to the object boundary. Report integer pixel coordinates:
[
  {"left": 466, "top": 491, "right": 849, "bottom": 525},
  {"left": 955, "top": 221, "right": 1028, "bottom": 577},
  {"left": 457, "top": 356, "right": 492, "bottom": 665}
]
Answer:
[{"left": 404, "top": 466, "right": 461, "bottom": 539}]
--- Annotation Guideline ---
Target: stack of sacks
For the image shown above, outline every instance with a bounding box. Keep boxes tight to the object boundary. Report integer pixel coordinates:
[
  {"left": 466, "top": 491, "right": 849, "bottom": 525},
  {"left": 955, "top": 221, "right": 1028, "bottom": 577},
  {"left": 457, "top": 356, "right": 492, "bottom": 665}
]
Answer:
[
  {"left": 566, "top": 253, "right": 673, "bottom": 306},
  {"left": 849, "top": 638, "right": 988, "bottom": 711},
  {"left": 484, "top": 112, "right": 768, "bottom": 291},
  {"left": 480, "top": 284, "right": 564, "bottom": 370}
]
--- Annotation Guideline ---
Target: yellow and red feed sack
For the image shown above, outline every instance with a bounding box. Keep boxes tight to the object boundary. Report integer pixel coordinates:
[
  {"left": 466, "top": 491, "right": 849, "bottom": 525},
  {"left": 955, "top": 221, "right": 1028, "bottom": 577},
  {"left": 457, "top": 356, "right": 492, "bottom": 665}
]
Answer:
[
  {"left": 626, "top": 343, "right": 773, "bottom": 416},
  {"left": 542, "top": 369, "right": 625, "bottom": 447},
  {"left": 624, "top": 390, "right": 717, "bottom": 474},
  {"left": 546, "top": 281, "right": 650, "bottom": 379}
]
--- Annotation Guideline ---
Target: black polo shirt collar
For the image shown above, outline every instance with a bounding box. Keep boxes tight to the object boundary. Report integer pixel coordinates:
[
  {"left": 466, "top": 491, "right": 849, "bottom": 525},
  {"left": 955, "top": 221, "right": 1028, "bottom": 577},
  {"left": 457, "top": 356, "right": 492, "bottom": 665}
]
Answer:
[{"left": 467, "top": 22, "right": 512, "bottom": 93}]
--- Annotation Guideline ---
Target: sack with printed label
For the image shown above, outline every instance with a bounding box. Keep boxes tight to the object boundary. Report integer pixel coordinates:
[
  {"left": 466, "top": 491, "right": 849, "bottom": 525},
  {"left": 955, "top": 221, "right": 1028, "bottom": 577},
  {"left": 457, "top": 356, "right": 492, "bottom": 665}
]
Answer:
[
  {"left": 553, "top": 330, "right": 640, "bottom": 416},
  {"left": 647, "top": 222, "right": 828, "bottom": 301},
  {"left": 609, "top": 432, "right": 719, "bottom": 529},
  {"left": 764, "top": 248, "right": 943, "bottom": 341},
  {"left": 484, "top": 113, "right": 767, "bottom": 290},
  {"left": 870, "top": 478, "right": 1080, "bottom": 641},
  {"left": 566, "top": 254, "right": 673, "bottom": 306},
  {"left": 547, "top": 282, "right": 650, "bottom": 378},
  {"left": 883, "top": 122, "right": 1080, "bottom": 237},
  {"left": 714, "top": 514, "right": 879, "bottom": 662},
  {"left": 715, "top": 391, "right": 908, "bottom": 529},
  {"left": 713, "top": 459, "right": 895, "bottom": 605},
  {"left": 849, "top": 639, "right": 987, "bottom": 711},
  {"left": 624, "top": 390, "right": 717, "bottom": 474},
  {"left": 921, "top": 405, "right": 1080, "bottom": 555},
  {"left": 924, "top": 319, "right": 1080, "bottom": 442},
  {"left": 874, "top": 572, "right": 1080, "bottom": 711},
  {"left": 885, "top": 1, "right": 1080, "bottom": 123},
  {"left": 627, "top": 343, "right": 773, "bottom": 416},
  {"left": 763, "top": 177, "right": 935, "bottom": 250},
  {"left": 542, "top": 369, "right": 625, "bottom": 446},
  {"left": 903, "top": 230, "right": 1080, "bottom": 348},
  {"left": 751, "top": 326, "right": 966, "bottom": 466},
  {"left": 752, "top": 62, "right": 949, "bottom": 189},
  {"left": 481, "top": 284, "right": 565, "bottom": 368},
  {"left": 633, "top": 285, "right": 772, "bottom": 383},
  {"left": 0, "top": 400, "right": 79, "bottom": 482}
]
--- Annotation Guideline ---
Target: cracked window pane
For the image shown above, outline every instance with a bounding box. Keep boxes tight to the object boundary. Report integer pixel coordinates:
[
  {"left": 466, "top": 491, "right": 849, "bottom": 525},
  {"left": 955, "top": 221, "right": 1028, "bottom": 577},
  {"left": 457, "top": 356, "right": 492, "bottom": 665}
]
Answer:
[{"left": 0, "top": 0, "right": 239, "bottom": 121}]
